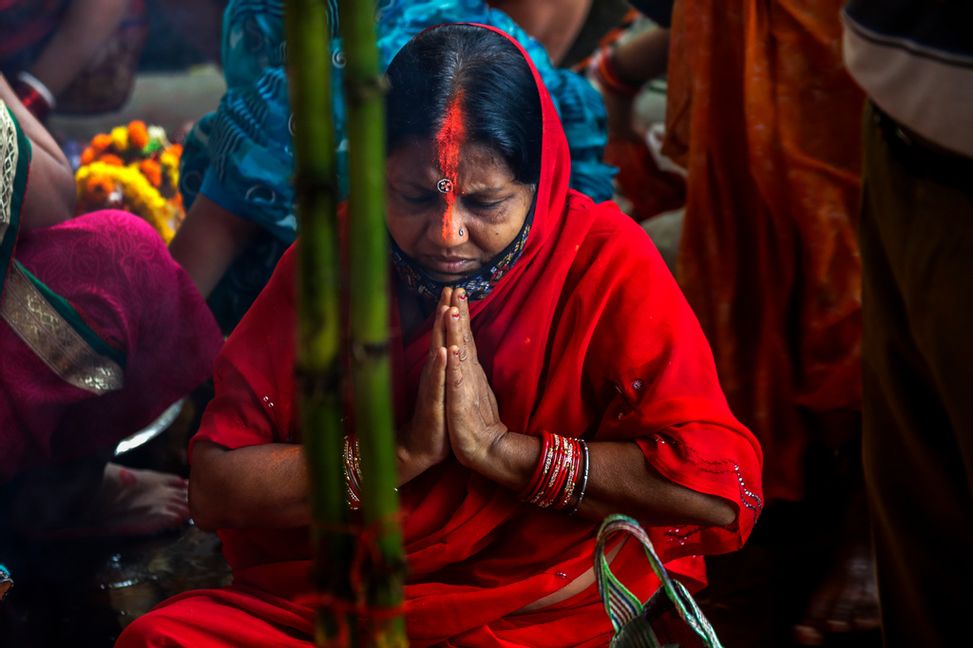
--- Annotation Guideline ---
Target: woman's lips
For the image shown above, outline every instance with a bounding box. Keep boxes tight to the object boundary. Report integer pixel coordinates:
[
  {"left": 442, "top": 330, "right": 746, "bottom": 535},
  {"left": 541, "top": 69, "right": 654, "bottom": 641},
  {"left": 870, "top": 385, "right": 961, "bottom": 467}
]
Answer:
[{"left": 422, "top": 256, "right": 476, "bottom": 275}]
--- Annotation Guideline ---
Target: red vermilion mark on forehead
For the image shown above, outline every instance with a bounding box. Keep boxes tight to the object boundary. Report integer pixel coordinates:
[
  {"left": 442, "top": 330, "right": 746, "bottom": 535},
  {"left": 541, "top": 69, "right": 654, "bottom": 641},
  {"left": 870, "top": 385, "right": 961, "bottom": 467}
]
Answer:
[{"left": 435, "top": 90, "right": 466, "bottom": 242}]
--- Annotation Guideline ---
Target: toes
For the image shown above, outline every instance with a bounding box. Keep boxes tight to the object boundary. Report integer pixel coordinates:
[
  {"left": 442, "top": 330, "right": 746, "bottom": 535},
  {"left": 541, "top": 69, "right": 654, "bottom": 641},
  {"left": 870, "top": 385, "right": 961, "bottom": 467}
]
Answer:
[
  {"left": 795, "top": 553, "right": 882, "bottom": 644},
  {"left": 794, "top": 569, "right": 840, "bottom": 645},
  {"left": 165, "top": 483, "right": 190, "bottom": 502},
  {"left": 165, "top": 475, "right": 189, "bottom": 489},
  {"left": 793, "top": 624, "right": 824, "bottom": 646},
  {"left": 852, "top": 597, "right": 882, "bottom": 632},
  {"left": 851, "top": 574, "right": 881, "bottom": 632},
  {"left": 824, "top": 589, "right": 856, "bottom": 633},
  {"left": 165, "top": 497, "right": 191, "bottom": 522},
  {"left": 165, "top": 506, "right": 191, "bottom": 526}
]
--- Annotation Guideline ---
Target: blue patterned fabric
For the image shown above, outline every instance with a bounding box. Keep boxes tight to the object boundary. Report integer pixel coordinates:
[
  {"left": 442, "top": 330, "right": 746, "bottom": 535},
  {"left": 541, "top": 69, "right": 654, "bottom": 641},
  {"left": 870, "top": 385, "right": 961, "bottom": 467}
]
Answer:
[
  {"left": 180, "top": 0, "right": 614, "bottom": 246},
  {"left": 0, "top": 562, "right": 11, "bottom": 600}
]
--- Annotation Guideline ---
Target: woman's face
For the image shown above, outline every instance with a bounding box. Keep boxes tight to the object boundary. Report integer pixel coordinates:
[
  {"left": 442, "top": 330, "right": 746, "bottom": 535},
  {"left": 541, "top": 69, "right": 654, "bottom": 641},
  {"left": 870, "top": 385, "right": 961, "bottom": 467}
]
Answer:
[{"left": 386, "top": 138, "right": 535, "bottom": 282}]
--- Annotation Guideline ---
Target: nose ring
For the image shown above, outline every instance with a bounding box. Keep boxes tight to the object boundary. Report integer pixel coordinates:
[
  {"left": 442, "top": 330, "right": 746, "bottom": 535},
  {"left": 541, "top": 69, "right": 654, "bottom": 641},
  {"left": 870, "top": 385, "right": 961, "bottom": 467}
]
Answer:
[{"left": 457, "top": 227, "right": 465, "bottom": 237}]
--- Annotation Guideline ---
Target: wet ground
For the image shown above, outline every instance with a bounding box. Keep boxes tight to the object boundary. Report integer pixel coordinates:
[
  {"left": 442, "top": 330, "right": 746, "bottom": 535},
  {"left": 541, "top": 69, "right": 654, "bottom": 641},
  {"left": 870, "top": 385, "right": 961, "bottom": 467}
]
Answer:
[
  {"left": 0, "top": 526, "right": 229, "bottom": 647},
  {"left": 0, "top": 395, "right": 231, "bottom": 647}
]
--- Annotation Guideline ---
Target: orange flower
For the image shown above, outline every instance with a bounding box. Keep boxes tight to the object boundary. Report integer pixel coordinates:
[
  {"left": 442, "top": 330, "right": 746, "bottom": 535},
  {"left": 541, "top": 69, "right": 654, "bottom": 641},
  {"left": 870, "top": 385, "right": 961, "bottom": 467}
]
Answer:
[
  {"left": 86, "top": 175, "right": 115, "bottom": 201},
  {"left": 139, "top": 159, "right": 163, "bottom": 188},
  {"left": 99, "top": 154, "right": 125, "bottom": 166},
  {"left": 128, "top": 120, "right": 149, "bottom": 150},
  {"left": 167, "top": 143, "right": 183, "bottom": 157},
  {"left": 80, "top": 147, "right": 97, "bottom": 165},
  {"left": 91, "top": 133, "right": 113, "bottom": 153}
]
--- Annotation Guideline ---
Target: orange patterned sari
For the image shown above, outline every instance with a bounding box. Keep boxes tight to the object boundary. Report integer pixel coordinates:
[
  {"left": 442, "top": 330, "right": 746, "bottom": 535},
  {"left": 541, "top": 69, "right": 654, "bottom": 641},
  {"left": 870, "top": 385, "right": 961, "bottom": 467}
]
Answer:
[{"left": 665, "top": 0, "right": 864, "bottom": 500}]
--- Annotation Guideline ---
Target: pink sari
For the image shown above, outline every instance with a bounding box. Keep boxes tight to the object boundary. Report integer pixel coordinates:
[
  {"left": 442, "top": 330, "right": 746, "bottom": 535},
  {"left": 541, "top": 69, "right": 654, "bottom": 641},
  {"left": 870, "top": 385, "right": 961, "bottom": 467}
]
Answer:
[{"left": 0, "top": 101, "right": 221, "bottom": 482}]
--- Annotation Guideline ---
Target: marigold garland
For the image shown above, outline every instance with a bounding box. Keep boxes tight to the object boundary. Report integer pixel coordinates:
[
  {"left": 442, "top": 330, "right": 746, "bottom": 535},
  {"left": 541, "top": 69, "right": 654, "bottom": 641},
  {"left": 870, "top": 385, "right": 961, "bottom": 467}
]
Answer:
[{"left": 75, "top": 120, "right": 184, "bottom": 243}]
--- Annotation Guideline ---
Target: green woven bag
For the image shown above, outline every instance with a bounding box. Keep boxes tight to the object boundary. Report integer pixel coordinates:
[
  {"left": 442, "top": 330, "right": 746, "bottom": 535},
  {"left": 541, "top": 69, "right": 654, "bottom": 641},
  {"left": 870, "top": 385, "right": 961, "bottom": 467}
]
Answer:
[{"left": 595, "top": 515, "right": 723, "bottom": 648}]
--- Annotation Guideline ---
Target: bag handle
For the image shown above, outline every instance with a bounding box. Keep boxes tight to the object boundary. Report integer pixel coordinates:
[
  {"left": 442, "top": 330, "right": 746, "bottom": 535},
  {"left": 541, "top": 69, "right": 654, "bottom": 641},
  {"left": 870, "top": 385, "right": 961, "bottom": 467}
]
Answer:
[{"left": 595, "top": 514, "right": 722, "bottom": 647}]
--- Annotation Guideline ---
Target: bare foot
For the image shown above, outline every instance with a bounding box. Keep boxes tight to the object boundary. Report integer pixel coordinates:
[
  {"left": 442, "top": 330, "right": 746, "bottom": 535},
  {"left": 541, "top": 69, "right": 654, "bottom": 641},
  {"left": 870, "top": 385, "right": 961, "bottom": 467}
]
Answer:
[
  {"left": 91, "top": 463, "right": 190, "bottom": 537},
  {"left": 793, "top": 548, "right": 881, "bottom": 645}
]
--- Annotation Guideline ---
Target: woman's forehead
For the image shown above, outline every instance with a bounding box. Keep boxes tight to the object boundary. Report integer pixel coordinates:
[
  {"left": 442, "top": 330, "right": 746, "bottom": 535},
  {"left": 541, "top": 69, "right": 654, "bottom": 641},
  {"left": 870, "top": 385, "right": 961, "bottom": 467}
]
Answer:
[{"left": 388, "top": 139, "right": 515, "bottom": 187}]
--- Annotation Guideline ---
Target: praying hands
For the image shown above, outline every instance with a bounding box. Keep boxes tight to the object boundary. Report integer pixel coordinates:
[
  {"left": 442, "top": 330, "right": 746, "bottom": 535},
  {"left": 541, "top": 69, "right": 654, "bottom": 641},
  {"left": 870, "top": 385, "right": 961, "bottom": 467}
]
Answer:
[
  {"left": 443, "top": 287, "right": 509, "bottom": 470},
  {"left": 397, "top": 286, "right": 508, "bottom": 483}
]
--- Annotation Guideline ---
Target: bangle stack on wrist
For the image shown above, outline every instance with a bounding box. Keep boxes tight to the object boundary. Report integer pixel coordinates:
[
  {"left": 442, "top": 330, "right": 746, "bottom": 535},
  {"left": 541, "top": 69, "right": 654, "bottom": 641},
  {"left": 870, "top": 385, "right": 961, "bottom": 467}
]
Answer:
[
  {"left": 520, "top": 431, "right": 590, "bottom": 514},
  {"left": 13, "top": 72, "right": 55, "bottom": 121},
  {"left": 343, "top": 434, "right": 362, "bottom": 510},
  {"left": 589, "top": 46, "right": 642, "bottom": 99}
]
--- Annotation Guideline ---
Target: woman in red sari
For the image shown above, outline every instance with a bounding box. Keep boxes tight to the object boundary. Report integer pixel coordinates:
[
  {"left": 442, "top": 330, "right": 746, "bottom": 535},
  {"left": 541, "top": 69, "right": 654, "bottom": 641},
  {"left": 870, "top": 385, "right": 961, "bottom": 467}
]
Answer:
[
  {"left": 118, "top": 24, "right": 762, "bottom": 647},
  {"left": 0, "top": 76, "right": 221, "bottom": 535}
]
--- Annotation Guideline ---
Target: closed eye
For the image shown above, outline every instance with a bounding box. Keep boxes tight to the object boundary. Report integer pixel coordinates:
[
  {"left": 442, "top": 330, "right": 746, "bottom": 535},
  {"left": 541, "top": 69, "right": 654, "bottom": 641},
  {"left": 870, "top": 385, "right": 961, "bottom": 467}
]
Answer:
[
  {"left": 401, "top": 191, "right": 439, "bottom": 206},
  {"left": 463, "top": 196, "right": 507, "bottom": 212}
]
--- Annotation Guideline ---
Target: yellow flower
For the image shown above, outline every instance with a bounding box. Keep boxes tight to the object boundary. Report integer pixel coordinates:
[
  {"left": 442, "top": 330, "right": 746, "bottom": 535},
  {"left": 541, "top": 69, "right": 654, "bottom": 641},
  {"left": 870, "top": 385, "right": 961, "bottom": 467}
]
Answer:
[
  {"left": 75, "top": 123, "right": 185, "bottom": 244},
  {"left": 76, "top": 162, "right": 176, "bottom": 243},
  {"left": 159, "top": 149, "right": 181, "bottom": 190},
  {"left": 110, "top": 126, "right": 129, "bottom": 152}
]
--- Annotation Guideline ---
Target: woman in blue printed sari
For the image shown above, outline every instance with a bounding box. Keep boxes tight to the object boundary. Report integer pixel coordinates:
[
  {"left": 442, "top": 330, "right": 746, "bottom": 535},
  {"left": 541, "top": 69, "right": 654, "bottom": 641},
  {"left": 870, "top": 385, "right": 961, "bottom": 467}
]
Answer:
[{"left": 169, "top": 0, "right": 611, "bottom": 331}]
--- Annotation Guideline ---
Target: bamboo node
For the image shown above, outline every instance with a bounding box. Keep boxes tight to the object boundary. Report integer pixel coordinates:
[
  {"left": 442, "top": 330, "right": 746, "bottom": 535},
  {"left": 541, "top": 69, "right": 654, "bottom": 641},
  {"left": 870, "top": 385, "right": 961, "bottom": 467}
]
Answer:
[
  {"left": 351, "top": 340, "right": 391, "bottom": 362},
  {"left": 344, "top": 75, "right": 389, "bottom": 104},
  {"left": 294, "top": 175, "right": 339, "bottom": 198},
  {"left": 295, "top": 364, "right": 341, "bottom": 396}
]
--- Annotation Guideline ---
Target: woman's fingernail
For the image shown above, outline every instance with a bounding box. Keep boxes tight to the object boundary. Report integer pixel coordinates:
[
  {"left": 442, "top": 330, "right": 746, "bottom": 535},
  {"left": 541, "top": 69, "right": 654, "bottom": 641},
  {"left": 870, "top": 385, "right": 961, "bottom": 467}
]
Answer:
[
  {"left": 451, "top": 309, "right": 460, "bottom": 319},
  {"left": 458, "top": 291, "right": 467, "bottom": 301}
]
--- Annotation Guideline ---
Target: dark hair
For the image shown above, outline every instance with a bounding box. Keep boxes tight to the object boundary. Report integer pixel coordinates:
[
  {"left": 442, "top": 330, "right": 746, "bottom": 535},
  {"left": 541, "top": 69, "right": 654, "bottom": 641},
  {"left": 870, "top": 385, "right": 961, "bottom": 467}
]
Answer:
[{"left": 385, "top": 24, "right": 542, "bottom": 185}]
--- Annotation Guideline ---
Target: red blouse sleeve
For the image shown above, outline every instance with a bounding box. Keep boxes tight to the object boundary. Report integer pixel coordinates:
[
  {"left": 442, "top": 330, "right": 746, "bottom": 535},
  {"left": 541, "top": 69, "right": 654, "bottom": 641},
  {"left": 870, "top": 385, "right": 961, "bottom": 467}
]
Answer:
[
  {"left": 581, "top": 216, "right": 764, "bottom": 560},
  {"left": 190, "top": 244, "right": 299, "bottom": 459}
]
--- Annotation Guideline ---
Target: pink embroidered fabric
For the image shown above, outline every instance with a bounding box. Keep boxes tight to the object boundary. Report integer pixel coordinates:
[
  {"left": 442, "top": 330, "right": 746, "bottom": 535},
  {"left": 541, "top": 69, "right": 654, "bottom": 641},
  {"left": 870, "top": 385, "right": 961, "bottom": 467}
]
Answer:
[{"left": 0, "top": 210, "right": 222, "bottom": 481}]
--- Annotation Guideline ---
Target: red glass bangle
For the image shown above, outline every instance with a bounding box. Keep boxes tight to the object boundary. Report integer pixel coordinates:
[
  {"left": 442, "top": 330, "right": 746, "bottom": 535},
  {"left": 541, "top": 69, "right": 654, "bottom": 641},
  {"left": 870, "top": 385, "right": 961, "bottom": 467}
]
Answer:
[
  {"left": 555, "top": 438, "right": 582, "bottom": 510},
  {"left": 535, "top": 434, "right": 565, "bottom": 507},
  {"left": 540, "top": 446, "right": 568, "bottom": 508},
  {"left": 12, "top": 81, "right": 51, "bottom": 121},
  {"left": 567, "top": 440, "right": 590, "bottom": 515},
  {"left": 521, "top": 430, "right": 554, "bottom": 502},
  {"left": 591, "top": 46, "right": 642, "bottom": 99}
]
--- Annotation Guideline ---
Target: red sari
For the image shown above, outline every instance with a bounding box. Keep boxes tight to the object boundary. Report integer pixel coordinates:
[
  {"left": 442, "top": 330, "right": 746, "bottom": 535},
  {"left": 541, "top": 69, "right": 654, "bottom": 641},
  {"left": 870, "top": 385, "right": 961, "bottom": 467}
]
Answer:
[
  {"left": 118, "top": 24, "right": 762, "bottom": 648},
  {"left": 0, "top": 101, "right": 221, "bottom": 481}
]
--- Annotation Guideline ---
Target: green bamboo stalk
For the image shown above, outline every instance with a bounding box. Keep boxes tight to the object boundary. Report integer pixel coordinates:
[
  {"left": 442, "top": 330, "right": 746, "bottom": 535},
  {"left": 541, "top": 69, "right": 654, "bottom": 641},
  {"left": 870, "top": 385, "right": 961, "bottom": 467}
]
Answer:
[
  {"left": 339, "top": 1, "right": 407, "bottom": 646},
  {"left": 285, "top": 2, "right": 354, "bottom": 646}
]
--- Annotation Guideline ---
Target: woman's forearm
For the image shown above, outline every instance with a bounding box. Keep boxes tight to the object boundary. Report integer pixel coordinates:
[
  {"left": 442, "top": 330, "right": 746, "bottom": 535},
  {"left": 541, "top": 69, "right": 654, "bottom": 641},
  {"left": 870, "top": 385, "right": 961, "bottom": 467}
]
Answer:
[
  {"left": 169, "top": 195, "right": 259, "bottom": 297},
  {"left": 581, "top": 441, "right": 736, "bottom": 526},
  {"left": 189, "top": 441, "right": 311, "bottom": 530},
  {"left": 0, "top": 75, "right": 75, "bottom": 226},
  {"left": 477, "top": 432, "right": 736, "bottom": 528},
  {"left": 28, "top": 0, "right": 130, "bottom": 96},
  {"left": 491, "top": 0, "right": 591, "bottom": 65},
  {"left": 612, "top": 27, "right": 670, "bottom": 88},
  {"left": 190, "top": 433, "right": 445, "bottom": 532}
]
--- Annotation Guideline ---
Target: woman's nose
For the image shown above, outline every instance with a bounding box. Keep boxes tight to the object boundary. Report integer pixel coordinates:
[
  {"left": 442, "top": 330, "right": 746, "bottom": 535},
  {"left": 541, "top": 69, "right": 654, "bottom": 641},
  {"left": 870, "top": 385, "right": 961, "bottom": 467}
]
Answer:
[{"left": 433, "top": 205, "right": 468, "bottom": 247}]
